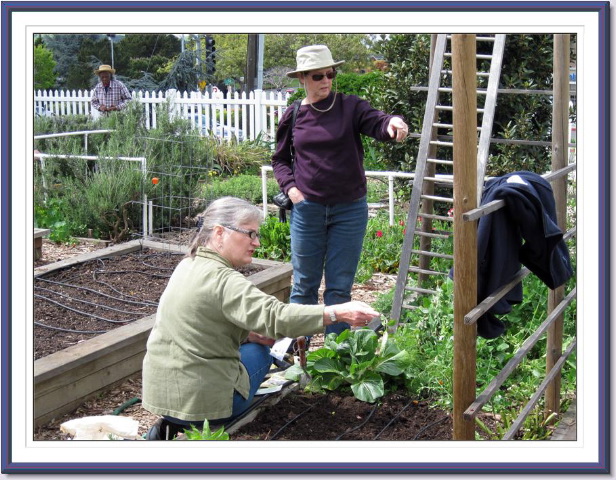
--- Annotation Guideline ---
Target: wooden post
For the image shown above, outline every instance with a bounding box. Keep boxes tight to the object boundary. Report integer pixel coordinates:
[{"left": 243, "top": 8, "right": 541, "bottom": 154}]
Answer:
[
  {"left": 452, "top": 34, "right": 478, "bottom": 440},
  {"left": 545, "top": 34, "right": 570, "bottom": 420}
]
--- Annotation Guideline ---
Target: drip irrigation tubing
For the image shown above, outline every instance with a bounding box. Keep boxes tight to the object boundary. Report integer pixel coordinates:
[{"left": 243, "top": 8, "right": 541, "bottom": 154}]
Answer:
[
  {"left": 36, "top": 277, "right": 158, "bottom": 307},
  {"left": 268, "top": 394, "right": 326, "bottom": 441},
  {"left": 412, "top": 416, "right": 450, "bottom": 440},
  {"left": 34, "top": 286, "right": 150, "bottom": 316},
  {"left": 34, "top": 293, "right": 137, "bottom": 324},
  {"left": 372, "top": 400, "right": 415, "bottom": 440},
  {"left": 335, "top": 402, "right": 380, "bottom": 440},
  {"left": 94, "top": 269, "right": 172, "bottom": 279},
  {"left": 34, "top": 321, "right": 108, "bottom": 334}
]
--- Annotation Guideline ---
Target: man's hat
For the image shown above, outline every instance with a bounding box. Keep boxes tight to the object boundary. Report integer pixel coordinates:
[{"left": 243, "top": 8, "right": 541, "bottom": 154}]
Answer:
[
  {"left": 95, "top": 64, "right": 116, "bottom": 75},
  {"left": 286, "top": 45, "right": 344, "bottom": 78}
]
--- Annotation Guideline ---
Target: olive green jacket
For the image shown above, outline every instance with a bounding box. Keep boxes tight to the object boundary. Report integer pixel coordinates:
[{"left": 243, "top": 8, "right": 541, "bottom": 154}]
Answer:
[{"left": 142, "top": 247, "right": 324, "bottom": 421}]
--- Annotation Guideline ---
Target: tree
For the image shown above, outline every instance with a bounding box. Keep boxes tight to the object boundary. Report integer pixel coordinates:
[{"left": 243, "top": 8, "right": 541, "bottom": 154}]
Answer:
[
  {"left": 34, "top": 44, "right": 57, "bottom": 90},
  {"left": 264, "top": 34, "right": 374, "bottom": 75},
  {"left": 114, "top": 34, "right": 181, "bottom": 79},
  {"left": 43, "top": 34, "right": 104, "bottom": 88},
  {"left": 262, "top": 66, "right": 290, "bottom": 91},
  {"left": 158, "top": 50, "right": 202, "bottom": 92}
]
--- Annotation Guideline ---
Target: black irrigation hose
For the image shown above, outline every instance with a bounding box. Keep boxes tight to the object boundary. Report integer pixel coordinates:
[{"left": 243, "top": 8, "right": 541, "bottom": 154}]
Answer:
[
  {"left": 36, "top": 277, "right": 158, "bottom": 307},
  {"left": 268, "top": 392, "right": 327, "bottom": 441},
  {"left": 335, "top": 402, "right": 380, "bottom": 440},
  {"left": 34, "top": 321, "right": 108, "bottom": 334},
  {"left": 373, "top": 400, "right": 416, "bottom": 440},
  {"left": 34, "top": 286, "right": 149, "bottom": 316},
  {"left": 34, "top": 293, "right": 137, "bottom": 324},
  {"left": 412, "top": 416, "right": 450, "bottom": 440},
  {"left": 94, "top": 269, "right": 172, "bottom": 279}
]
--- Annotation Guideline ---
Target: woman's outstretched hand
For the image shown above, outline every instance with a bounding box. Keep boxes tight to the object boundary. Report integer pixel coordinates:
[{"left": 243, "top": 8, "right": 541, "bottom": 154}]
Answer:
[
  {"left": 325, "top": 301, "right": 380, "bottom": 328},
  {"left": 387, "top": 117, "right": 409, "bottom": 142}
]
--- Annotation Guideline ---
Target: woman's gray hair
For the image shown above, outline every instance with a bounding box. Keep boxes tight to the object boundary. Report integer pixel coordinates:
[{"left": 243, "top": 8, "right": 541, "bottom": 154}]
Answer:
[{"left": 187, "top": 196, "right": 263, "bottom": 258}]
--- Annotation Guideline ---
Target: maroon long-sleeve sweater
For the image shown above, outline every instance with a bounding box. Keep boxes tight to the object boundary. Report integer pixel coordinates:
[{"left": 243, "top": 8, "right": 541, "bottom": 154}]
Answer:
[{"left": 272, "top": 92, "right": 400, "bottom": 205}]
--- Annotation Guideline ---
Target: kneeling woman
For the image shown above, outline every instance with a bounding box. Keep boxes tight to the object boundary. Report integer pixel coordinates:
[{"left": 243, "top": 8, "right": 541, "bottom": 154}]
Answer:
[{"left": 141, "top": 196, "right": 378, "bottom": 439}]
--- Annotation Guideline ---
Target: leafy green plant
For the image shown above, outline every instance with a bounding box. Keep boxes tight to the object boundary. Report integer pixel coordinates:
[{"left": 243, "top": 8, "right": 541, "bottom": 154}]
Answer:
[
  {"left": 182, "top": 419, "right": 230, "bottom": 440},
  {"left": 254, "top": 215, "right": 291, "bottom": 262},
  {"left": 475, "top": 407, "right": 559, "bottom": 440},
  {"left": 285, "top": 328, "right": 412, "bottom": 403},
  {"left": 34, "top": 198, "right": 84, "bottom": 244}
]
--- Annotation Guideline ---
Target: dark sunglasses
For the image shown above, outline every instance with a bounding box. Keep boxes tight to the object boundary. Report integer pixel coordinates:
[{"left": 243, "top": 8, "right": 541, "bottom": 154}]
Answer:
[
  {"left": 223, "top": 225, "right": 260, "bottom": 240},
  {"left": 309, "top": 71, "right": 337, "bottom": 81}
]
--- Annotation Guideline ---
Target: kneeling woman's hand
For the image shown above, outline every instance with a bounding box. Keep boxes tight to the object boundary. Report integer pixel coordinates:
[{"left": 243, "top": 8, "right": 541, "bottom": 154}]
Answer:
[{"left": 324, "top": 301, "right": 380, "bottom": 328}]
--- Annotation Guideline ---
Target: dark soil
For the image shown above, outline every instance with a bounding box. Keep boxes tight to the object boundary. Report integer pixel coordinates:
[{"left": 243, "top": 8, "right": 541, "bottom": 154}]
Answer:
[
  {"left": 33, "top": 248, "right": 262, "bottom": 359},
  {"left": 232, "top": 390, "right": 462, "bottom": 441}
]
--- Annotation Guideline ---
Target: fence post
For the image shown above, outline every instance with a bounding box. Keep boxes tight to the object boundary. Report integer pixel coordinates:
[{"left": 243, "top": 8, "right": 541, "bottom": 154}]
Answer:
[
  {"left": 545, "top": 34, "right": 570, "bottom": 421},
  {"left": 452, "top": 34, "right": 478, "bottom": 441}
]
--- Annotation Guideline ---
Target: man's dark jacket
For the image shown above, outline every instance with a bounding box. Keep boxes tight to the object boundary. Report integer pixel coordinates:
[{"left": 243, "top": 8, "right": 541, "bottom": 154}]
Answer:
[{"left": 475, "top": 171, "right": 573, "bottom": 338}]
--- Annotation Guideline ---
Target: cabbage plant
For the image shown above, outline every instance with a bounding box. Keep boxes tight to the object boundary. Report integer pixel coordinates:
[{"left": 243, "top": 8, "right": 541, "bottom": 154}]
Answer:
[{"left": 285, "top": 328, "right": 412, "bottom": 403}]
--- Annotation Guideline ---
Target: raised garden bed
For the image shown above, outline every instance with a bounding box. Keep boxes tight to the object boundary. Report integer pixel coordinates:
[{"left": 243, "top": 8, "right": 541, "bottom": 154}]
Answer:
[{"left": 33, "top": 239, "right": 293, "bottom": 428}]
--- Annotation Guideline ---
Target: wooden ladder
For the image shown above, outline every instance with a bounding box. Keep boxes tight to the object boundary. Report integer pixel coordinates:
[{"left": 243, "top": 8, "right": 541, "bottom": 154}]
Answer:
[{"left": 390, "top": 34, "right": 506, "bottom": 327}]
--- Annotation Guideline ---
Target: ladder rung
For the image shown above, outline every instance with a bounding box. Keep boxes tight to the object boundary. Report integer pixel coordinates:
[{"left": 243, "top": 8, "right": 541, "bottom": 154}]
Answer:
[
  {"left": 421, "top": 194, "right": 454, "bottom": 203},
  {"left": 427, "top": 158, "right": 453, "bottom": 165},
  {"left": 476, "top": 36, "right": 496, "bottom": 42},
  {"left": 408, "top": 266, "right": 449, "bottom": 276},
  {"left": 417, "top": 212, "right": 454, "bottom": 222},
  {"left": 429, "top": 140, "right": 453, "bottom": 147},
  {"left": 433, "top": 122, "right": 453, "bottom": 129},
  {"left": 413, "top": 230, "right": 451, "bottom": 239},
  {"left": 424, "top": 176, "right": 453, "bottom": 185},
  {"left": 436, "top": 105, "right": 453, "bottom": 111},
  {"left": 401, "top": 304, "right": 422, "bottom": 311},
  {"left": 476, "top": 54, "right": 493, "bottom": 60},
  {"left": 442, "top": 69, "right": 490, "bottom": 78},
  {"left": 410, "top": 249, "right": 454, "bottom": 260},
  {"left": 404, "top": 286, "right": 438, "bottom": 295}
]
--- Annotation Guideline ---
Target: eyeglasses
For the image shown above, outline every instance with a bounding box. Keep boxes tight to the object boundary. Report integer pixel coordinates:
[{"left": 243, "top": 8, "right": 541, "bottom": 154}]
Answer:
[
  {"left": 223, "top": 225, "right": 260, "bottom": 240},
  {"left": 308, "top": 71, "right": 337, "bottom": 82}
]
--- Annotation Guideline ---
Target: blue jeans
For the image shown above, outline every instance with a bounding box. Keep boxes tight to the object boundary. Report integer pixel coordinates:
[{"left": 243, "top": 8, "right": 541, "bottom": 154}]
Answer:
[
  {"left": 164, "top": 342, "right": 273, "bottom": 428},
  {"left": 289, "top": 197, "right": 368, "bottom": 336}
]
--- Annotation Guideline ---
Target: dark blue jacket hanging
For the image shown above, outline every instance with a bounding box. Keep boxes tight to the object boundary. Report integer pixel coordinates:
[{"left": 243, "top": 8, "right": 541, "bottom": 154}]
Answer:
[{"left": 475, "top": 171, "right": 573, "bottom": 338}]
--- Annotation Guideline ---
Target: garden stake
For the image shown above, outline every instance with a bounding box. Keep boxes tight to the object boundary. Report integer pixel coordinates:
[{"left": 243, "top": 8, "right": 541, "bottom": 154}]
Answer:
[{"left": 295, "top": 336, "right": 311, "bottom": 388}]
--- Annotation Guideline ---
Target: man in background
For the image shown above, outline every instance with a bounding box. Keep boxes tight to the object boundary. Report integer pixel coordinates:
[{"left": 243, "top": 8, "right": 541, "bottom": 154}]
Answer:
[{"left": 91, "top": 64, "right": 131, "bottom": 113}]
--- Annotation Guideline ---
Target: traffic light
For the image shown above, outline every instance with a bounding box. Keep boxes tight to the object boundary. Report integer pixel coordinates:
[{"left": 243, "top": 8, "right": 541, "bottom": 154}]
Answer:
[{"left": 205, "top": 35, "right": 216, "bottom": 77}]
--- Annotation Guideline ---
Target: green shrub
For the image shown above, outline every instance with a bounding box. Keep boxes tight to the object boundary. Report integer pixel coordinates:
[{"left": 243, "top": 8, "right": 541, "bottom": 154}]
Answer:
[
  {"left": 199, "top": 174, "right": 280, "bottom": 204},
  {"left": 355, "top": 210, "right": 406, "bottom": 283}
]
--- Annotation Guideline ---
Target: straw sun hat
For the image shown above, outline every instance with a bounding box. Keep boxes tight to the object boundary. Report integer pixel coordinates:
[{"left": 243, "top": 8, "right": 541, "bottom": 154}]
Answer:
[
  {"left": 94, "top": 64, "right": 116, "bottom": 75},
  {"left": 286, "top": 45, "right": 345, "bottom": 78}
]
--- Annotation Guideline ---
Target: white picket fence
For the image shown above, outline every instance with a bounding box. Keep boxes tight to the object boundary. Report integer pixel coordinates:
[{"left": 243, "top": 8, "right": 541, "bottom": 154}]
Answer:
[{"left": 34, "top": 88, "right": 291, "bottom": 142}]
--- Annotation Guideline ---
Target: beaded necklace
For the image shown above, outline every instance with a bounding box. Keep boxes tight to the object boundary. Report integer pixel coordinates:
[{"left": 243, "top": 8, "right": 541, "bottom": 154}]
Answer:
[{"left": 308, "top": 91, "right": 337, "bottom": 113}]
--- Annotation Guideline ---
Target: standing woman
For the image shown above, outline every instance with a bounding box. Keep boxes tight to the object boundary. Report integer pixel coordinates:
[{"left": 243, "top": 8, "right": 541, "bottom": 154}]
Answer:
[
  {"left": 142, "top": 197, "right": 379, "bottom": 439},
  {"left": 272, "top": 45, "right": 408, "bottom": 336}
]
